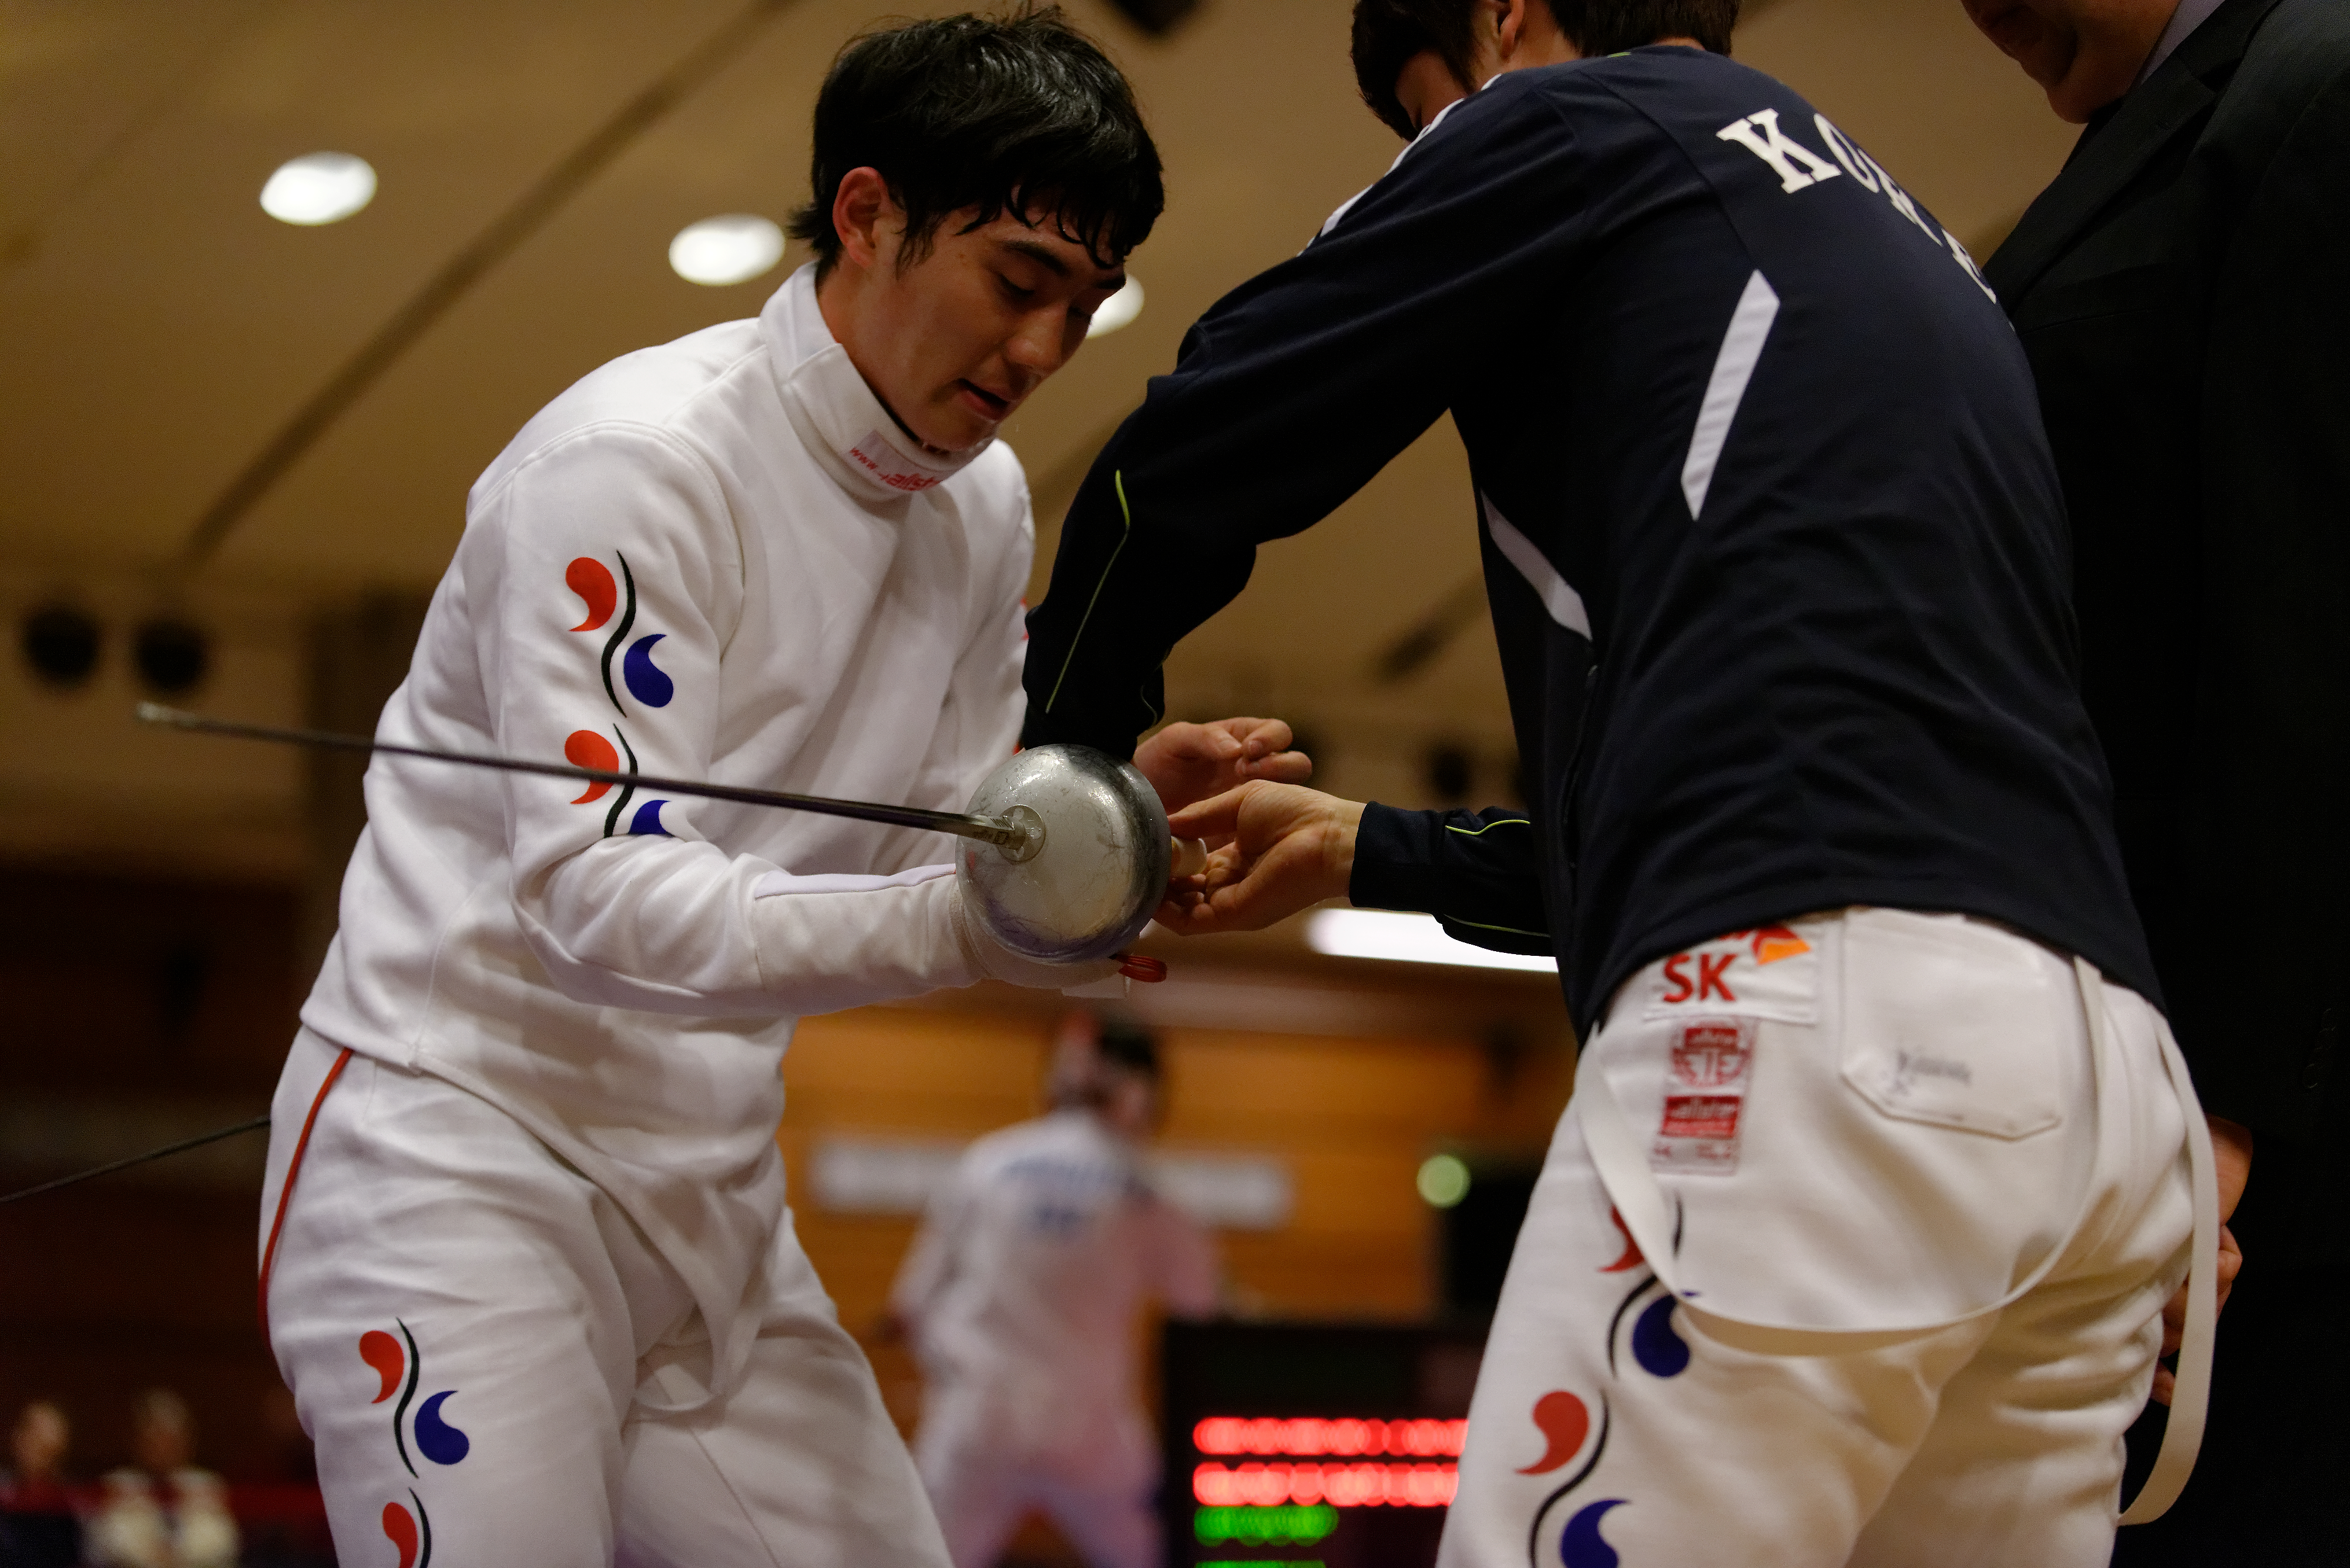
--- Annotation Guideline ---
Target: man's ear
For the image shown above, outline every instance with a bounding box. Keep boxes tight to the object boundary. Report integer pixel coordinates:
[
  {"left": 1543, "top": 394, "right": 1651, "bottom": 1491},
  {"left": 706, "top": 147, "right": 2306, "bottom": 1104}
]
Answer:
[
  {"left": 830, "top": 166, "right": 900, "bottom": 274},
  {"left": 1493, "top": 0, "right": 1528, "bottom": 60}
]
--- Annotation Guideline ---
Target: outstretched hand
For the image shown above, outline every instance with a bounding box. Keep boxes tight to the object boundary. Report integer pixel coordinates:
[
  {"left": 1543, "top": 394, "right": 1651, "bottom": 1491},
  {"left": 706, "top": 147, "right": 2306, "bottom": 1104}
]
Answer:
[
  {"left": 1134, "top": 718, "right": 1313, "bottom": 815},
  {"left": 1157, "top": 781, "right": 1364, "bottom": 935}
]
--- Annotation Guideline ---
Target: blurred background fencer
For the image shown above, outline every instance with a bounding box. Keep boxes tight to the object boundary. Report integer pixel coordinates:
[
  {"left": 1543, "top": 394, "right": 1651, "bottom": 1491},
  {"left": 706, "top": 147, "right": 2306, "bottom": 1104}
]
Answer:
[{"left": 891, "top": 1013, "right": 1219, "bottom": 1568}]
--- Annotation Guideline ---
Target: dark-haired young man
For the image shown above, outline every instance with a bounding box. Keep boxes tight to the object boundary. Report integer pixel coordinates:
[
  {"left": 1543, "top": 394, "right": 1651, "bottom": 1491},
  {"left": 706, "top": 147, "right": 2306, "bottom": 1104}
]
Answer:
[
  {"left": 251, "top": 11, "right": 1300, "bottom": 1567},
  {"left": 1022, "top": 0, "right": 2219, "bottom": 1561}
]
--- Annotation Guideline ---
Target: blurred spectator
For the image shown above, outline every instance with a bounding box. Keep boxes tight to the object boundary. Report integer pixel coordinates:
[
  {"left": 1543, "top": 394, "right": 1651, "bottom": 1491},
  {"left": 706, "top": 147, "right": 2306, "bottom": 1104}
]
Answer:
[
  {"left": 892, "top": 1012, "right": 1220, "bottom": 1568},
  {"left": 0, "top": 1400, "right": 81, "bottom": 1568},
  {"left": 85, "top": 1391, "right": 237, "bottom": 1568}
]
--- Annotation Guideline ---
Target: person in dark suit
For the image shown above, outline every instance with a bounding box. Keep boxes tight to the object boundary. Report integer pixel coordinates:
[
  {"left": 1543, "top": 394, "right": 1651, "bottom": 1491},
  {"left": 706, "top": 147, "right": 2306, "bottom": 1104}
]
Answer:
[{"left": 1966, "top": 0, "right": 2350, "bottom": 1557}]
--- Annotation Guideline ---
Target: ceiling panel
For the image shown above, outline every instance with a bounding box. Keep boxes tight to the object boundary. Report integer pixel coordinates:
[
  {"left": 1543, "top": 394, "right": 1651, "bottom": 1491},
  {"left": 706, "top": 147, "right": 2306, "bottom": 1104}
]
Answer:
[{"left": 0, "top": 0, "right": 2084, "bottom": 784}]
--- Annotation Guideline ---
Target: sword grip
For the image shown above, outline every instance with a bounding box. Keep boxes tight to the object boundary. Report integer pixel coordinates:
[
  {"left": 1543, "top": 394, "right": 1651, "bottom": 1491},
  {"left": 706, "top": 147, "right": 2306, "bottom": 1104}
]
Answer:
[{"left": 1170, "top": 837, "right": 1208, "bottom": 881}]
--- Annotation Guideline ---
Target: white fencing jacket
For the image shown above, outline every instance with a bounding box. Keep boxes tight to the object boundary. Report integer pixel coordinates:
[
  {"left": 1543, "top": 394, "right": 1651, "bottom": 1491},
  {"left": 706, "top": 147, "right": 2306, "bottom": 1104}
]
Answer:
[
  {"left": 300, "top": 264, "right": 1031, "bottom": 1399},
  {"left": 894, "top": 1110, "right": 1218, "bottom": 1488}
]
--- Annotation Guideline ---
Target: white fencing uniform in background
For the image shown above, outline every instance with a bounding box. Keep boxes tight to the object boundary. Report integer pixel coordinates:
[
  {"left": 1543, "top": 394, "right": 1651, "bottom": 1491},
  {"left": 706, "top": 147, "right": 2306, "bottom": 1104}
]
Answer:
[
  {"left": 1438, "top": 909, "right": 2204, "bottom": 1568},
  {"left": 894, "top": 1109, "right": 1218, "bottom": 1568},
  {"left": 259, "top": 262, "right": 1062, "bottom": 1568}
]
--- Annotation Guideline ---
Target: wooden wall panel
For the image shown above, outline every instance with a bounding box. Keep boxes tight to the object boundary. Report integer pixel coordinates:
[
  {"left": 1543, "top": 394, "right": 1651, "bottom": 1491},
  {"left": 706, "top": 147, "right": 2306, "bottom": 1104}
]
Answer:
[{"left": 778, "top": 996, "right": 1576, "bottom": 1356}]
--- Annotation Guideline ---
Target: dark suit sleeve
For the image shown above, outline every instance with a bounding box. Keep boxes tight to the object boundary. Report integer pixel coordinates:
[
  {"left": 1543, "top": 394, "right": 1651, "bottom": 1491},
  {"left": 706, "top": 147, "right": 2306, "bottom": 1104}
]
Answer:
[
  {"left": 1019, "top": 86, "right": 1599, "bottom": 754},
  {"left": 2181, "top": 60, "right": 2350, "bottom": 1137},
  {"left": 1349, "top": 804, "right": 1553, "bottom": 954}
]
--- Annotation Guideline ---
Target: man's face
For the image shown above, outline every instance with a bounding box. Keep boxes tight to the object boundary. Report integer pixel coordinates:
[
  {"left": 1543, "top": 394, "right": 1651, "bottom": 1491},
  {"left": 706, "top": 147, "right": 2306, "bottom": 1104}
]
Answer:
[
  {"left": 847, "top": 203, "right": 1127, "bottom": 454},
  {"left": 1960, "top": 0, "right": 2178, "bottom": 122}
]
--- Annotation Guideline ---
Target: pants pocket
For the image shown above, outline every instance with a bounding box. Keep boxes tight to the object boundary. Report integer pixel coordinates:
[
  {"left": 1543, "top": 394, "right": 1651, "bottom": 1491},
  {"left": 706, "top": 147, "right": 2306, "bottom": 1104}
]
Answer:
[{"left": 1838, "top": 908, "right": 2068, "bottom": 1140}]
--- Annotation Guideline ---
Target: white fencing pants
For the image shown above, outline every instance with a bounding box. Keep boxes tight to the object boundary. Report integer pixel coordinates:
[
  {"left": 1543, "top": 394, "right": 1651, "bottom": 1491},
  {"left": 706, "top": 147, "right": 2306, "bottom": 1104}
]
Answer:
[
  {"left": 258, "top": 1029, "right": 949, "bottom": 1568},
  {"left": 918, "top": 1452, "right": 1157, "bottom": 1568},
  {"left": 1437, "top": 908, "right": 2200, "bottom": 1568},
  {"left": 914, "top": 1384, "right": 1159, "bottom": 1568}
]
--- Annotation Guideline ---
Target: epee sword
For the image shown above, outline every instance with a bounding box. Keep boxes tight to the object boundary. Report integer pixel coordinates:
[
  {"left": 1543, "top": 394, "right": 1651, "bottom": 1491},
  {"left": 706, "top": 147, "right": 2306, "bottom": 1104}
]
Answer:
[
  {"left": 21, "top": 706, "right": 1175, "bottom": 1207},
  {"left": 135, "top": 703, "right": 1033, "bottom": 849}
]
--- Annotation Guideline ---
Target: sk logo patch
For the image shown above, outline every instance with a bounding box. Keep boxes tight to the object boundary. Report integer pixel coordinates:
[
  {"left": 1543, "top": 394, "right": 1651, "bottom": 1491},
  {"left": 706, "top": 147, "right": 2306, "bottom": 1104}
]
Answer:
[{"left": 1641, "top": 925, "right": 1817, "bottom": 1024}]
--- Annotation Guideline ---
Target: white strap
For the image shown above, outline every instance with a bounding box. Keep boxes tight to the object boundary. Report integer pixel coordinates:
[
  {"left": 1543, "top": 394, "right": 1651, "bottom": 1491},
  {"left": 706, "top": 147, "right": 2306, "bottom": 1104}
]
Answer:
[{"left": 2114, "top": 983, "right": 2217, "bottom": 1524}]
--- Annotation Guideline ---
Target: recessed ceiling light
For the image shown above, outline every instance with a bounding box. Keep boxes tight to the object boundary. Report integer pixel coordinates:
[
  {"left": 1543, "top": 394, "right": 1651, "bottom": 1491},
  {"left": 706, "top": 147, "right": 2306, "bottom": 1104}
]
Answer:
[
  {"left": 1087, "top": 274, "right": 1144, "bottom": 338},
  {"left": 260, "top": 153, "right": 377, "bottom": 226},
  {"left": 669, "top": 214, "right": 785, "bottom": 286},
  {"left": 1305, "top": 908, "right": 1557, "bottom": 972}
]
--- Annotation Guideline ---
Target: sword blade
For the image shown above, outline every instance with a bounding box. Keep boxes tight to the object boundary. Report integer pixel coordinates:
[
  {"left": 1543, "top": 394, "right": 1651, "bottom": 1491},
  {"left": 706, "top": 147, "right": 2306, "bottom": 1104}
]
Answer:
[
  {"left": 0, "top": 1114, "right": 273, "bottom": 1207},
  {"left": 136, "top": 704, "right": 1023, "bottom": 847}
]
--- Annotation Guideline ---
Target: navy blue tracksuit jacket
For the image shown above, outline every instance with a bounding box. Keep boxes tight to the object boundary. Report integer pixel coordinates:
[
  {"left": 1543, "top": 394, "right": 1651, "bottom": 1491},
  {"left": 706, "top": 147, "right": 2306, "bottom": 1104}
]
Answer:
[{"left": 1020, "top": 47, "right": 2158, "bottom": 1033}]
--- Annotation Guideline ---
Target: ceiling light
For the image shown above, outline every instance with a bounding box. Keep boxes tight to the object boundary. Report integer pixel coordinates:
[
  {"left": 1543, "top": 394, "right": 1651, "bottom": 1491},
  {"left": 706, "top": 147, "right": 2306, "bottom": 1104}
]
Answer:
[
  {"left": 260, "top": 153, "right": 377, "bottom": 226},
  {"left": 1305, "top": 908, "right": 1557, "bottom": 973},
  {"left": 669, "top": 214, "right": 785, "bottom": 286},
  {"left": 1088, "top": 275, "right": 1144, "bottom": 337}
]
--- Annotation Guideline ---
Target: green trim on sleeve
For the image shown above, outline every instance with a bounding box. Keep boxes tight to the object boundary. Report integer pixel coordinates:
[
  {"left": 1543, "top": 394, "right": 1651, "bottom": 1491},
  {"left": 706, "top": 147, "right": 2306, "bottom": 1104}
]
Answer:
[
  {"left": 1043, "top": 470, "right": 1133, "bottom": 714},
  {"left": 1438, "top": 913, "right": 1551, "bottom": 939},
  {"left": 1443, "top": 817, "right": 1532, "bottom": 837}
]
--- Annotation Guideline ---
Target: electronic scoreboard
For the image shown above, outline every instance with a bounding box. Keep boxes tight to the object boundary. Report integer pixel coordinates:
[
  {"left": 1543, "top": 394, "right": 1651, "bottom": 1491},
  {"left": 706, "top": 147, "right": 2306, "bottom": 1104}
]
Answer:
[{"left": 1160, "top": 1319, "right": 1489, "bottom": 1568}]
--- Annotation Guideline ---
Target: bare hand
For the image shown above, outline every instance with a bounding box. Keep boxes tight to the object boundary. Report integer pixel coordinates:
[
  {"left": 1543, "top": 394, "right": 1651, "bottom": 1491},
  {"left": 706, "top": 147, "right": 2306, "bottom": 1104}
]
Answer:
[
  {"left": 1133, "top": 718, "right": 1312, "bottom": 816},
  {"left": 1157, "top": 782, "right": 1363, "bottom": 934},
  {"left": 2152, "top": 1114, "right": 2253, "bottom": 1405}
]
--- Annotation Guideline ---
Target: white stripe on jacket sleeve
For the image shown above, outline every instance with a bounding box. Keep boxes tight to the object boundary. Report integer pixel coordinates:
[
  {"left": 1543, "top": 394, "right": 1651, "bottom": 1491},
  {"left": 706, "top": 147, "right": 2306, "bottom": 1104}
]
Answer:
[
  {"left": 1481, "top": 493, "right": 1592, "bottom": 637},
  {"left": 1681, "top": 270, "right": 1781, "bottom": 521}
]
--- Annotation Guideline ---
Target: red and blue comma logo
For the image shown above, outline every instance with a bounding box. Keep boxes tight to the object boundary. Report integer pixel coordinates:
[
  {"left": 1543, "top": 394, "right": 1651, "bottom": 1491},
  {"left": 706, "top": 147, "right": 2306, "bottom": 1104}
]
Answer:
[
  {"left": 1516, "top": 1389, "right": 1627, "bottom": 1567},
  {"left": 1510, "top": 1200, "right": 1706, "bottom": 1566},
  {"left": 565, "top": 555, "right": 674, "bottom": 711},
  {"left": 359, "top": 1322, "right": 471, "bottom": 1567},
  {"left": 561, "top": 555, "right": 676, "bottom": 838}
]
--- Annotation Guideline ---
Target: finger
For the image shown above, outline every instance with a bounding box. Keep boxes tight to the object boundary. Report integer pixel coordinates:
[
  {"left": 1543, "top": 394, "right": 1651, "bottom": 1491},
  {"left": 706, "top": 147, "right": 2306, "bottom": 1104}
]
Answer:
[
  {"left": 1237, "top": 717, "right": 1291, "bottom": 760},
  {"left": 1243, "top": 749, "right": 1315, "bottom": 784},
  {"left": 2151, "top": 1366, "right": 2175, "bottom": 1406},
  {"left": 1198, "top": 842, "right": 1327, "bottom": 931},
  {"left": 1169, "top": 784, "right": 1251, "bottom": 840},
  {"left": 1150, "top": 720, "right": 1236, "bottom": 763},
  {"left": 1183, "top": 719, "right": 1242, "bottom": 759},
  {"left": 1193, "top": 849, "right": 1253, "bottom": 899}
]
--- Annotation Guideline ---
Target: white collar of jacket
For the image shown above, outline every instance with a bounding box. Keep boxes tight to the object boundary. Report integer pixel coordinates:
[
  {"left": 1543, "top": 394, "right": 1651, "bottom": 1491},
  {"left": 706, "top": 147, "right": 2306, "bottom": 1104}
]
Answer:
[{"left": 760, "top": 263, "right": 991, "bottom": 505}]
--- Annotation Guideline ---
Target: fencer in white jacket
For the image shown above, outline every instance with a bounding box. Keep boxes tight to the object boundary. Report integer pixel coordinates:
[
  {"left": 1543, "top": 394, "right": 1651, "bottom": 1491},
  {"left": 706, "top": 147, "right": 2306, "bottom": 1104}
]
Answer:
[
  {"left": 894, "top": 1017, "right": 1218, "bottom": 1568},
  {"left": 248, "top": 16, "right": 1305, "bottom": 1568}
]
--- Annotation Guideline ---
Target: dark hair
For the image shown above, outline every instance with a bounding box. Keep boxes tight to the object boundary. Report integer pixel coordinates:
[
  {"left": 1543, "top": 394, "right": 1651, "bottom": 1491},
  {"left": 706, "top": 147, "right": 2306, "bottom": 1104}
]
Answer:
[
  {"left": 1352, "top": 0, "right": 1482, "bottom": 140},
  {"left": 788, "top": 5, "right": 1163, "bottom": 276},
  {"left": 1352, "top": 0, "right": 1738, "bottom": 140},
  {"left": 1096, "top": 1017, "right": 1161, "bottom": 1078}
]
